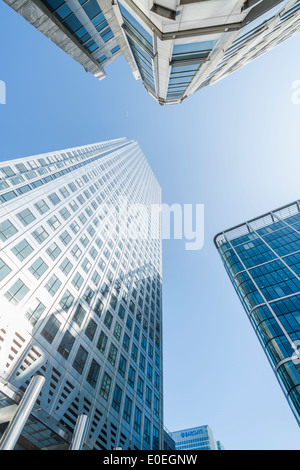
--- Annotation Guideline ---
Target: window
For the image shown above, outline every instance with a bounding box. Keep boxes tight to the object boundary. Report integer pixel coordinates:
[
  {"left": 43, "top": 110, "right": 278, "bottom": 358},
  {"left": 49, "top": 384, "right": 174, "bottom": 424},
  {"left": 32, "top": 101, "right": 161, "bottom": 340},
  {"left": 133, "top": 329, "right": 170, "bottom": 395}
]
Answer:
[
  {"left": 59, "top": 230, "right": 72, "bottom": 245},
  {"left": 123, "top": 396, "right": 132, "bottom": 424},
  {"left": 137, "top": 376, "right": 144, "bottom": 399},
  {"left": 59, "top": 290, "right": 74, "bottom": 312},
  {"left": 48, "top": 192, "right": 61, "bottom": 205},
  {"left": 73, "top": 304, "right": 86, "bottom": 327},
  {"left": 144, "top": 417, "right": 150, "bottom": 444},
  {"left": 0, "top": 258, "right": 12, "bottom": 281},
  {"left": 133, "top": 407, "right": 142, "bottom": 434},
  {"left": 146, "top": 386, "right": 152, "bottom": 408},
  {"left": 113, "top": 322, "right": 122, "bottom": 341},
  {"left": 70, "top": 221, "right": 80, "bottom": 234},
  {"left": 29, "top": 257, "right": 48, "bottom": 279},
  {"left": 97, "top": 331, "right": 108, "bottom": 353},
  {"left": 131, "top": 343, "right": 138, "bottom": 362},
  {"left": 112, "top": 384, "right": 123, "bottom": 413},
  {"left": 72, "top": 345, "right": 88, "bottom": 375},
  {"left": 47, "top": 215, "right": 61, "bottom": 231},
  {"left": 80, "top": 234, "right": 89, "bottom": 247},
  {"left": 16, "top": 208, "right": 36, "bottom": 226},
  {"left": 100, "top": 372, "right": 112, "bottom": 400},
  {"left": 108, "top": 343, "right": 118, "bottom": 366},
  {"left": 81, "top": 258, "right": 91, "bottom": 273},
  {"left": 59, "top": 257, "right": 73, "bottom": 275},
  {"left": 126, "top": 315, "right": 133, "bottom": 331},
  {"left": 59, "top": 207, "right": 71, "bottom": 220},
  {"left": 83, "top": 287, "right": 95, "bottom": 305},
  {"left": 153, "top": 426, "right": 159, "bottom": 450},
  {"left": 139, "top": 353, "right": 146, "bottom": 372},
  {"left": 154, "top": 371, "right": 160, "bottom": 390},
  {"left": 72, "top": 272, "right": 84, "bottom": 290},
  {"left": 104, "top": 311, "right": 113, "bottom": 329},
  {"left": 34, "top": 199, "right": 50, "bottom": 214},
  {"left": 86, "top": 359, "right": 100, "bottom": 388},
  {"left": 46, "top": 242, "right": 61, "bottom": 260},
  {"left": 0, "top": 219, "right": 18, "bottom": 241},
  {"left": 154, "top": 395, "right": 159, "bottom": 417},
  {"left": 45, "top": 274, "right": 62, "bottom": 296},
  {"left": 5, "top": 279, "right": 29, "bottom": 305},
  {"left": 32, "top": 226, "right": 49, "bottom": 244},
  {"left": 118, "top": 304, "right": 126, "bottom": 320},
  {"left": 1, "top": 166, "right": 15, "bottom": 177},
  {"left": 59, "top": 186, "right": 70, "bottom": 199},
  {"left": 128, "top": 366, "right": 136, "bottom": 388},
  {"left": 94, "top": 298, "right": 103, "bottom": 317},
  {"left": 118, "top": 355, "right": 127, "bottom": 378},
  {"left": 91, "top": 270, "right": 100, "bottom": 286},
  {"left": 123, "top": 332, "right": 130, "bottom": 352},
  {"left": 134, "top": 325, "right": 140, "bottom": 341},
  {"left": 57, "top": 330, "right": 75, "bottom": 359},
  {"left": 71, "top": 244, "right": 82, "bottom": 260},
  {"left": 25, "top": 299, "right": 45, "bottom": 325},
  {"left": 147, "top": 362, "right": 153, "bottom": 381},
  {"left": 11, "top": 239, "right": 34, "bottom": 261},
  {"left": 85, "top": 318, "right": 97, "bottom": 341},
  {"left": 40, "top": 315, "right": 61, "bottom": 344}
]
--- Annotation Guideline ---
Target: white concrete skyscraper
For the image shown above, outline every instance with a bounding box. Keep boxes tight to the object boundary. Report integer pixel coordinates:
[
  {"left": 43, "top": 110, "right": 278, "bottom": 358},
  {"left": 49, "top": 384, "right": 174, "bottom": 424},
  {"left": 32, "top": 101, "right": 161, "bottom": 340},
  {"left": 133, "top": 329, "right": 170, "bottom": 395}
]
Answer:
[{"left": 0, "top": 138, "right": 163, "bottom": 450}]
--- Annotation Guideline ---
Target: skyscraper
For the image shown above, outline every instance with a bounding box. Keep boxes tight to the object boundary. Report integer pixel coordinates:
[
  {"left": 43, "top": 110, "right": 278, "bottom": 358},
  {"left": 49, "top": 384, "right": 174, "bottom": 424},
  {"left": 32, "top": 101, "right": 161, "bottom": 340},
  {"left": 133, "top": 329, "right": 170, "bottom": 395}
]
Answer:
[
  {"left": 4, "top": 0, "right": 300, "bottom": 105},
  {"left": 215, "top": 200, "right": 300, "bottom": 427},
  {"left": 170, "top": 425, "right": 223, "bottom": 450},
  {"left": 0, "top": 138, "right": 163, "bottom": 450}
]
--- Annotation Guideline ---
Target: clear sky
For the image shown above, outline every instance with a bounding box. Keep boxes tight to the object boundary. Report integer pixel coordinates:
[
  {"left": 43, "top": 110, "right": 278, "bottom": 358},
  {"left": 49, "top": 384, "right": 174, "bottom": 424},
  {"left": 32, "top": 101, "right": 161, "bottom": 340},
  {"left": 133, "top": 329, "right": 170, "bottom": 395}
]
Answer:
[{"left": 1, "top": 1, "right": 300, "bottom": 450}]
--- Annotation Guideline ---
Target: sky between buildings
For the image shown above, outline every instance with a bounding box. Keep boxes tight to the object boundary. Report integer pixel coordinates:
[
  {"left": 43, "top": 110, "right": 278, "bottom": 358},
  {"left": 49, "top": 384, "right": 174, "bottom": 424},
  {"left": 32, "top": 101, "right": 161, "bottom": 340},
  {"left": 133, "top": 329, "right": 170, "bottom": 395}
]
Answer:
[{"left": 1, "top": 0, "right": 300, "bottom": 450}]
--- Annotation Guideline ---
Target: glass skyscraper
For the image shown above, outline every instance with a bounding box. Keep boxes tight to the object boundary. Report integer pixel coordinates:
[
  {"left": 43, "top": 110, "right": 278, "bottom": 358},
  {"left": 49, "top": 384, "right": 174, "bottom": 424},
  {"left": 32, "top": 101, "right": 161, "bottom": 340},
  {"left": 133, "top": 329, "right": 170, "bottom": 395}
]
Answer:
[
  {"left": 0, "top": 138, "right": 163, "bottom": 450},
  {"left": 170, "top": 425, "right": 223, "bottom": 450},
  {"left": 4, "top": 0, "right": 300, "bottom": 105},
  {"left": 215, "top": 200, "right": 300, "bottom": 426}
]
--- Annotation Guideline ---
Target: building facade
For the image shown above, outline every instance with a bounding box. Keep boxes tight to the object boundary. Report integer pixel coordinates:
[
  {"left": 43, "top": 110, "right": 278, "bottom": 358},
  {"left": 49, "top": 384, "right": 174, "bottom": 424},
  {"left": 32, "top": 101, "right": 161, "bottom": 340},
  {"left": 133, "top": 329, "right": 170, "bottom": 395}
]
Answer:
[
  {"left": 4, "top": 0, "right": 300, "bottom": 105},
  {"left": 0, "top": 138, "right": 163, "bottom": 450},
  {"left": 215, "top": 200, "right": 300, "bottom": 427},
  {"left": 170, "top": 425, "right": 222, "bottom": 450},
  {"left": 163, "top": 427, "right": 175, "bottom": 450}
]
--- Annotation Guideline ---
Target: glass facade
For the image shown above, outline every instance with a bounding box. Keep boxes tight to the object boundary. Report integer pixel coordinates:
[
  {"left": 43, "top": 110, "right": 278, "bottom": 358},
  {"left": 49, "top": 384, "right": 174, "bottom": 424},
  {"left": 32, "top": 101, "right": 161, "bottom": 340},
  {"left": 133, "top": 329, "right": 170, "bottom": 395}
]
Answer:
[
  {"left": 0, "top": 138, "right": 163, "bottom": 450},
  {"left": 215, "top": 200, "right": 300, "bottom": 426},
  {"left": 170, "top": 425, "right": 222, "bottom": 450},
  {"left": 39, "top": 0, "right": 115, "bottom": 66}
]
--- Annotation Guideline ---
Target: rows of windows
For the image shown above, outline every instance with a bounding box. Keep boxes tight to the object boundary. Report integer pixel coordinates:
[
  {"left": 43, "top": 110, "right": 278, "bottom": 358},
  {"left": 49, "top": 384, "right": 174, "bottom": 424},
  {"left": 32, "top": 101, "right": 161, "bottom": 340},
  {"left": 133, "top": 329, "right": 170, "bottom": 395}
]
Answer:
[
  {"left": 40, "top": 0, "right": 114, "bottom": 59},
  {"left": 0, "top": 141, "right": 132, "bottom": 205},
  {"left": 119, "top": 3, "right": 156, "bottom": 96},
  {"left": 204, "top": 0, "right": 300, "bottom": 86},
  {"left": 0, "top": 140, "right": 163, "bottom": 448}
]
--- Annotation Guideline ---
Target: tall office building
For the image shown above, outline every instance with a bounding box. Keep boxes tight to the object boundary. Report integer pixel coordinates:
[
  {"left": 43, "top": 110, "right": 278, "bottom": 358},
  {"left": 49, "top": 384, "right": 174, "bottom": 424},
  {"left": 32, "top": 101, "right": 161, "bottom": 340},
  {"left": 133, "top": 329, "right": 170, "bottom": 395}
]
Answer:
[
  {"left": 170, "top": 425, "right": 223, "bottom": 450},
  {"left": 215, "top": 200, "right": 300, "bottom": 427},
  {"left": 4, "top": 0, "right": 300, "bottom": 105},
  {"left": 0, "top": 138, "right": 163, "bottom": 450}
]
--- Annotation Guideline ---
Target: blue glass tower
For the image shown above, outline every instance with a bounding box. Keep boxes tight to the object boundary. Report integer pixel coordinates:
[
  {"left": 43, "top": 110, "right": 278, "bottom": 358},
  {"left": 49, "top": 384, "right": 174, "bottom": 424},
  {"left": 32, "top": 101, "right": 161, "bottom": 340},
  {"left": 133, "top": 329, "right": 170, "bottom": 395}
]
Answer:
[{"left": 215, "top": 200, "right": 300, "bottom": 426}]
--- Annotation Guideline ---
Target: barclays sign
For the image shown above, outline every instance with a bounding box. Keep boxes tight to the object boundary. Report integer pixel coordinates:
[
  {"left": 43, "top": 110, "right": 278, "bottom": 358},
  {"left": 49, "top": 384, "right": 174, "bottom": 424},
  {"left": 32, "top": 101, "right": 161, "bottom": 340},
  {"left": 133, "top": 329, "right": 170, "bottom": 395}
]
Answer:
[{"left": 181, "top": 428, "right": 204, "bottom": 439}]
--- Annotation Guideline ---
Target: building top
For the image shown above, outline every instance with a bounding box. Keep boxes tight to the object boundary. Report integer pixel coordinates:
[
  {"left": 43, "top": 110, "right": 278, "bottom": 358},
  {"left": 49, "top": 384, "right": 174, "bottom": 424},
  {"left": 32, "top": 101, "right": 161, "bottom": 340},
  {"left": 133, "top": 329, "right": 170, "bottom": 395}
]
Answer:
[{"left": 5, "top": 0, "right": 300, "bottom": 105}]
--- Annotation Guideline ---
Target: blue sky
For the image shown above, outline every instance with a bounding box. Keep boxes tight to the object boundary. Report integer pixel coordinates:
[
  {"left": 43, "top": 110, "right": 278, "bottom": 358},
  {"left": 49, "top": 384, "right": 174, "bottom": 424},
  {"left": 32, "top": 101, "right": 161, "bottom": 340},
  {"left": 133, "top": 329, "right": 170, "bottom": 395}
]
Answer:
[{"left": 1, "top": 1, "right": 300, "bottom": 450}]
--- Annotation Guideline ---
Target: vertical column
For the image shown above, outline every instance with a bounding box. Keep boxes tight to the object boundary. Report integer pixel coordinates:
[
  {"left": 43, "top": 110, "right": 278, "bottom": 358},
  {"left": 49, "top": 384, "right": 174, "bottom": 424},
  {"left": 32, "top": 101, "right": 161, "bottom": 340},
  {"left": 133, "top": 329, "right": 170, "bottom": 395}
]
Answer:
[
  {"left": 0, "top": 375, "right": 45, "bottom": 450},
  {"left": 69, "top": 414, "right": 89, "bottom": 450}
]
